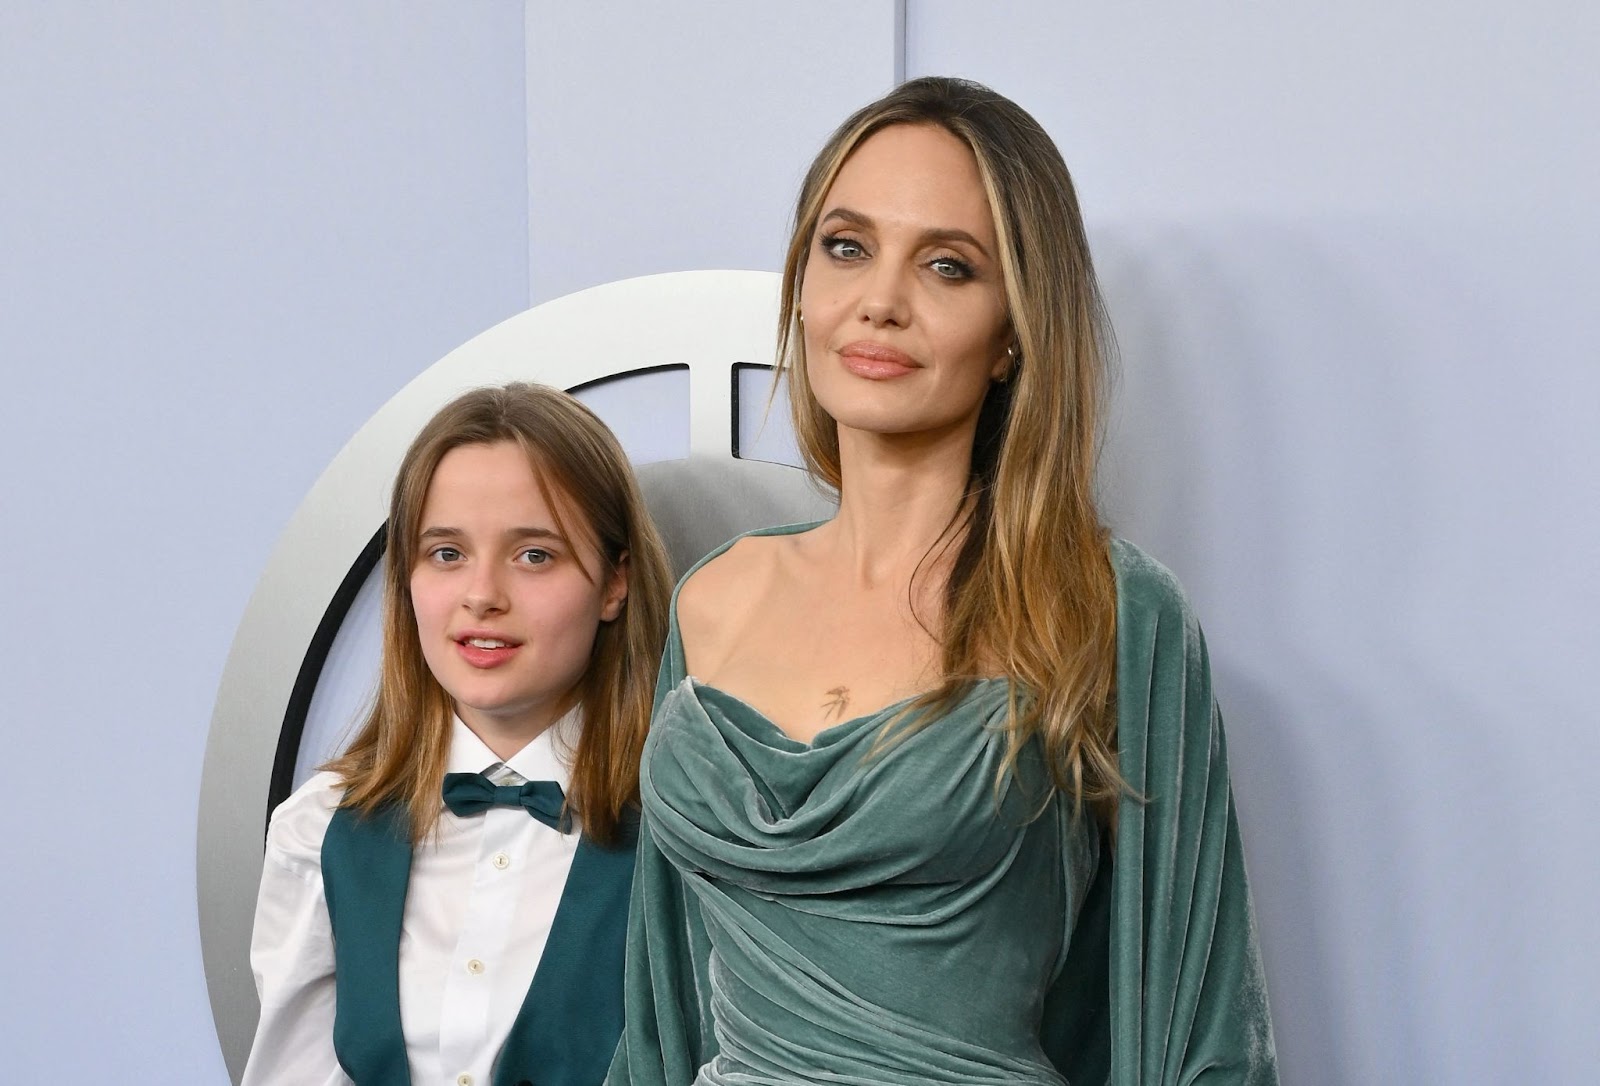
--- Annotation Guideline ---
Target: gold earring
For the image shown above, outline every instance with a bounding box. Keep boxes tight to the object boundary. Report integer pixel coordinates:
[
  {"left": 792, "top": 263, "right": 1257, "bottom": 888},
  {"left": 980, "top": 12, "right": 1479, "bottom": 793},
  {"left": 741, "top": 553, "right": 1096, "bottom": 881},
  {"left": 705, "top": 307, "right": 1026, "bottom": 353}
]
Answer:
[{"left": 997, "top": 346, "right": 1018, "bottom": 383}]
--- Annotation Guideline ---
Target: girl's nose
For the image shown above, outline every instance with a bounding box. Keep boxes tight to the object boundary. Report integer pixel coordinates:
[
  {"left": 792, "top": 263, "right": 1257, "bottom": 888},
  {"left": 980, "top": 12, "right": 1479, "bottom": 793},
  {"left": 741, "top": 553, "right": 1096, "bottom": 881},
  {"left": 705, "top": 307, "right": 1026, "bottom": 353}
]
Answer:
[{"left": 462, "top": 564, "right": 509, "bottom": 615}]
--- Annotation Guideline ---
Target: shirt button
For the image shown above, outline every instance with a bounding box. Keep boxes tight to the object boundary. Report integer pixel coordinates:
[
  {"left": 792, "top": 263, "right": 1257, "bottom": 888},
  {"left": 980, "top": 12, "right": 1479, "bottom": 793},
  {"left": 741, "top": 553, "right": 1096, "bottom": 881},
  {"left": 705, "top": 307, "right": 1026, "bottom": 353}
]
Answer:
[
  {"left": 492, "top": 852, "right": 511, "bottom": 870},
  {"left": 466, "top": 958, "right": 485, "bottom": 975},
  {"left": 457, "top": 1076, "right": 473, "bottom": 1086}
]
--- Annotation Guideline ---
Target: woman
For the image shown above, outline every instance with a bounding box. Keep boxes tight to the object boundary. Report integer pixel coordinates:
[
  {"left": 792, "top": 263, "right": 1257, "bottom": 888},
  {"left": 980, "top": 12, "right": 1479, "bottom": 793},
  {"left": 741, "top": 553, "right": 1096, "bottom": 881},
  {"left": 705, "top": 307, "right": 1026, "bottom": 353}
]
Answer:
[
  {"left": 609, "top": 78, "right": 1278, "bottom": 1085},
  {"left": 244, "top": 383, "right": 672, "bottom": 1086}
]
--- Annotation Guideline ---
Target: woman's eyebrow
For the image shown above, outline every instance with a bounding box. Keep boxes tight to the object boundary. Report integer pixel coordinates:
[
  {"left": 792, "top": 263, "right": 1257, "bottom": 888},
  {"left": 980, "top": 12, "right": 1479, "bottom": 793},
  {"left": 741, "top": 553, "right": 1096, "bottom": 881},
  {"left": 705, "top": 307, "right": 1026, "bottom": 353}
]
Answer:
[
  {"left": 820, "top": 206, "right": 990, "bottom": 259},
  {"left": 920, "top": 227, "right": 989, "bottom": 258},
  {"left": 820, "top": 206, "right": 874, "bottom": 230}
]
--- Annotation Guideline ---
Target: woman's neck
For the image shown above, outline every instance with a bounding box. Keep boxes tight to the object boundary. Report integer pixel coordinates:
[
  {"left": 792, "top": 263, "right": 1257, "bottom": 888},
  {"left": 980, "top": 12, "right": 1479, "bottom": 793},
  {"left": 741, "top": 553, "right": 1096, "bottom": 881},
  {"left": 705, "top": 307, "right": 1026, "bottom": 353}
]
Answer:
[{"left": 821, "top": 423, "right": 976, "bottom": 589}]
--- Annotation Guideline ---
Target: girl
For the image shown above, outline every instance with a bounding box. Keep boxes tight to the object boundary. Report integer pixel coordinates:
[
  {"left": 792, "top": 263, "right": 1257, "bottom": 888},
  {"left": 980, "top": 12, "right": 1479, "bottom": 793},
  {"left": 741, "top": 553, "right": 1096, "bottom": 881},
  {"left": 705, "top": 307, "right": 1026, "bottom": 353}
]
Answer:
[
  {"left": 609, "top": 78, "right": 1279, "bottom": 1084},
  {"left": 244, "top": 382, "right": 671, "bottom": 1086}
]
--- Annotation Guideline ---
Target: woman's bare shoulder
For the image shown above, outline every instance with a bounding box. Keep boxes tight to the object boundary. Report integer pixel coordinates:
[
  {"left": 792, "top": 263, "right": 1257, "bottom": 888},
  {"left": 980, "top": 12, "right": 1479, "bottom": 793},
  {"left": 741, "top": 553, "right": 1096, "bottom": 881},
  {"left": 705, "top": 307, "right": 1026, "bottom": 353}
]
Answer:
[
  {"left": 679, "top": 536, "right": 774, "bottom": 625},
  {"left": 676, "top": 531, "right": 802, "bottom": 665}
]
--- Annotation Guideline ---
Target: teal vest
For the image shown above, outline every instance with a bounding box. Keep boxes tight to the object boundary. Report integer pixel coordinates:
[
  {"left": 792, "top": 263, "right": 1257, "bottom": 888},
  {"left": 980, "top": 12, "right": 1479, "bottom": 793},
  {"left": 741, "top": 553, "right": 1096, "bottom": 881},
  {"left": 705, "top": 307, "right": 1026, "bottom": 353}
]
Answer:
[{"left": 321, "top": 803, "right": 636, "bottom": 1086}]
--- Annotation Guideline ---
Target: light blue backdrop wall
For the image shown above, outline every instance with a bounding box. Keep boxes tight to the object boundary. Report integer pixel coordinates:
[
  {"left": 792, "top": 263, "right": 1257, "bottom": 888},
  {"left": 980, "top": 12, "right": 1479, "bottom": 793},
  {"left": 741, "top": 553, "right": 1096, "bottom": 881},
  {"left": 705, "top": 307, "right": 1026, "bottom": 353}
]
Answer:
[
  {"left": 1, "top": 4, "right": 527, "bottom": 1079},
  {"left": 905, "top": 5, "right": 1600, "bottom": 1083},
  {"left": 2, "top": 3, "right": 1595, "bottom": 1082}
]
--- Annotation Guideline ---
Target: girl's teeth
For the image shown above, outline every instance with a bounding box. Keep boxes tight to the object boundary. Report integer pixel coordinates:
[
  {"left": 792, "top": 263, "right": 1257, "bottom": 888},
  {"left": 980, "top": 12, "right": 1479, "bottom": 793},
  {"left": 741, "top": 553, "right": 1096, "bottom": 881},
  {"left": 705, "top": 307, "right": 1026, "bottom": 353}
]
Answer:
[{"left": 467, "top": 638, "right": 509, "bottom": 649}]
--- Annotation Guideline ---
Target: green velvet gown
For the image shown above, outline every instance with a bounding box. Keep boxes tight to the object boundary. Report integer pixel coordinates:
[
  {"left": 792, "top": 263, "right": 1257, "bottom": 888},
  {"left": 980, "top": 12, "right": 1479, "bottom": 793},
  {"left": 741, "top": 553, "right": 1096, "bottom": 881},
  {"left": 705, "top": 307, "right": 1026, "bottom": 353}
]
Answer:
[{"left": 607, "top": 527, "right": 1278, "bottom": 1085}]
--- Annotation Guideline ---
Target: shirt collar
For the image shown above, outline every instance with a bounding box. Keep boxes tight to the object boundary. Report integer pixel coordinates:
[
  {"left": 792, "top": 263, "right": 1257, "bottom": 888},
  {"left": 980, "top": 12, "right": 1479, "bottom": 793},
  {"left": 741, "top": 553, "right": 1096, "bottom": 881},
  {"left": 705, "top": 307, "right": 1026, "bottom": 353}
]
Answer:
[{"left": 446, "top": 707, "right": 581, "bottom": 789}]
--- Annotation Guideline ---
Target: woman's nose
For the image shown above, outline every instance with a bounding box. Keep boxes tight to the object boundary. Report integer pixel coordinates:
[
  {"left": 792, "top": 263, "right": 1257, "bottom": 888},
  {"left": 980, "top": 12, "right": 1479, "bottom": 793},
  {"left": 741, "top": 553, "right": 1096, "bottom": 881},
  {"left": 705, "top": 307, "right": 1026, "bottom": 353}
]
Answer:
[{"left": 858, "top": 262, "right": 911, "bottom": 327}]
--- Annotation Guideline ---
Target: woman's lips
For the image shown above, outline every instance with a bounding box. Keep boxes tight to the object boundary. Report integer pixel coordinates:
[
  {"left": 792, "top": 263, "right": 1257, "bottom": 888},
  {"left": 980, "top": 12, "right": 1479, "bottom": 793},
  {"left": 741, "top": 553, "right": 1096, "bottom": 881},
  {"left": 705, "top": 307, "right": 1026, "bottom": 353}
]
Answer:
[
  {"left": 454, "top": 635, "right": 522, "bottom": 669},
  {"left": 839, "top": 341, "right": 919, "bottom": 379}
]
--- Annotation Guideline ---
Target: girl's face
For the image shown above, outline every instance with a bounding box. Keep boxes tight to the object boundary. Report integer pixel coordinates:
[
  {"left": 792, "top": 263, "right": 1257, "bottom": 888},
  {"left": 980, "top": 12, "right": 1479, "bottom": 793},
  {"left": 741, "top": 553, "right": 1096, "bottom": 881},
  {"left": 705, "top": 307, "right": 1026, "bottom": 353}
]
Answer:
[
  {"left": 799, "top": 123, "right": 1012, "bottom": 443},
  {"left": 409, "top": 441, "right": 627, "bottom": 742}
]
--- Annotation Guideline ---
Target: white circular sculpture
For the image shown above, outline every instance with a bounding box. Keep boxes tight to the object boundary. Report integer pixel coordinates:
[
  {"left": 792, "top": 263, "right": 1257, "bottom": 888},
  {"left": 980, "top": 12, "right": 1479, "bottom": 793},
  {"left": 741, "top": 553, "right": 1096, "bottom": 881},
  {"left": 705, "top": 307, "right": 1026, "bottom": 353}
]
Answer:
[{"left": 197, "top": 270, "right": 835, "bottom": 1080}]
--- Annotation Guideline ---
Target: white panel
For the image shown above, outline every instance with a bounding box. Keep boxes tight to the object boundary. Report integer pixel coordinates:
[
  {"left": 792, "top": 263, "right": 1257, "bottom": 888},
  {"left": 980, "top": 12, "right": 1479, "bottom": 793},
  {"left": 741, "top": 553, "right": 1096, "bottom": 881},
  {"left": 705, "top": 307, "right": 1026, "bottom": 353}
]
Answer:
[
  {"left": 296, "top": 557, "right": 385, "bottom": 785},
  {"left": 524, "top": 1, "right": 901, "bottom": 306},
  {"left": 910, "top": 2, "right": 1599, "bottom": 221},
  {"left": 573, "top": 366, "right": 693, "bottom": 465},
  {"left": 736, "top": 365, "right": 804, "bottom": 468},
  {"left": 910, "top": 5, "right": 1600, "bottom": 1084}
]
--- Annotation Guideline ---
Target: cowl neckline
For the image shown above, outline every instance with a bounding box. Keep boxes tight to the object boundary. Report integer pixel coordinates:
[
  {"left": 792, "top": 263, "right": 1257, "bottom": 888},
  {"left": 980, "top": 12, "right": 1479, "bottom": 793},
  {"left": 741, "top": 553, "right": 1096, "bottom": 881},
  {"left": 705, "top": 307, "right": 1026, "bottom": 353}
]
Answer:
[
  {"left": 684, "top": 674, "right": 1006, "bottom": 753},
  {"left": 642, "top": 673, "right": 1045, "bottom": 914}
]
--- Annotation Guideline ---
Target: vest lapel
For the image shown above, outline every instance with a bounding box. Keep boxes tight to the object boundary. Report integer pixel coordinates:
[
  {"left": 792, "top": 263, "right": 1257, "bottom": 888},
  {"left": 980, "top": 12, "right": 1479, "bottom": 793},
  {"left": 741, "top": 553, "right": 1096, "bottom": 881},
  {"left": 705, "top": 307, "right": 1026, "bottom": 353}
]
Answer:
[
  {"left": 494, "top": 823, "right": 637, "bottom": 1086},
  {"left": 322, "top": 803, "right": 415, "bottom": 1086}
]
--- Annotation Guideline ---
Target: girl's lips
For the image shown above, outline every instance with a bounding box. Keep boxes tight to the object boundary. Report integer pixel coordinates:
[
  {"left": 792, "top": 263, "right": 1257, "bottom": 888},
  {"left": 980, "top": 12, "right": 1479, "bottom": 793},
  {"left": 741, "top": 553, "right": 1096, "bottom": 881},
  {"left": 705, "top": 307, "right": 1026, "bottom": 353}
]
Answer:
[
  {"left": 454, "top": 637, "right": 522, "bottom": 669},
  {"left": 839, "top": 342, "right": 918, "bottom": 379}
]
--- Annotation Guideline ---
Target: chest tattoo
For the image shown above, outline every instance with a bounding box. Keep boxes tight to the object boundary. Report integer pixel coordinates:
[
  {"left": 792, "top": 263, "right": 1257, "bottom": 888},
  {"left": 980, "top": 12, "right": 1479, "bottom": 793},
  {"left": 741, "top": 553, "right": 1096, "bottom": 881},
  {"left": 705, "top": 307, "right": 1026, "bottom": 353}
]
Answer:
[{"left": 821, "top": 686, "right": 851, "bottom": 720}]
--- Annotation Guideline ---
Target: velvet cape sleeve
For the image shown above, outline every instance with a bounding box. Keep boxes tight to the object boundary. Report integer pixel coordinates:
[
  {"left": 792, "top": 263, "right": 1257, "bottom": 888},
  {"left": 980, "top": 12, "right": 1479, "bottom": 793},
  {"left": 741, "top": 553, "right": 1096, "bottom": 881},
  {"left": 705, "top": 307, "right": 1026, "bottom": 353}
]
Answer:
[
  {"left": 1041, "top": 540, "right": 1279, "bottom": 1084},
  {"left": 605, "top": 598, "right": 719, "bottom": 1086}
]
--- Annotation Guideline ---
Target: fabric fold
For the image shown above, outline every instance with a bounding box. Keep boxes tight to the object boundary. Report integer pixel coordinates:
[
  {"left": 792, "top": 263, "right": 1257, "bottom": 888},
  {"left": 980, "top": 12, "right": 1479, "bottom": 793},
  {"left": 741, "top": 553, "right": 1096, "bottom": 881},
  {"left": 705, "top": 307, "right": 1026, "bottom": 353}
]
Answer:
[{"left": 608, "top": 527, "right": 1278, "bottom": 1086}]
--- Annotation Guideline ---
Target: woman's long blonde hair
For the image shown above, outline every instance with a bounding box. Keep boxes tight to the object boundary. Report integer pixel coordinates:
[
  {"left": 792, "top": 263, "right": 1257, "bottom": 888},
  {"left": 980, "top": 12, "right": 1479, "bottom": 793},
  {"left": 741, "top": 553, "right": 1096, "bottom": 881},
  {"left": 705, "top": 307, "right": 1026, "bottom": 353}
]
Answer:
[
  {"left": 778, "top": 76, "right": 1123, "bottom": 819},
  {"left": 325, "top": 382, "right": 672, "bottom": 845}
]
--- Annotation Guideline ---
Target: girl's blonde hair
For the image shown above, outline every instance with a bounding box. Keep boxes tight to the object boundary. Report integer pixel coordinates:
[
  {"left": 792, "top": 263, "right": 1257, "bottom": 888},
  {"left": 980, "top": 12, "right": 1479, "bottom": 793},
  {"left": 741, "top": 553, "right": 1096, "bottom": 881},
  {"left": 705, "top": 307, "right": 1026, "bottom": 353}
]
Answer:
[
  {"left": 325, "top": 382, "right": 671, "bottom": 845},
  {"left": 777, "top": 76, "right": 1123, "bottom": 819}
]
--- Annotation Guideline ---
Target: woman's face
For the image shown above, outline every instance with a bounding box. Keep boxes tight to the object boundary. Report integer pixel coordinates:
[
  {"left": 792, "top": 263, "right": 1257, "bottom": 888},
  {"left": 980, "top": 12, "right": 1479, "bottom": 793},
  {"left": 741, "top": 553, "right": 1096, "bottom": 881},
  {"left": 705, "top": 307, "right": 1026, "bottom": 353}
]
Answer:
[
  {"left": 799, "top": 123, "right": 1011, "bottom": 443},
  {"left": 409, "top": 441, "right": 627, "bottom": 741}
]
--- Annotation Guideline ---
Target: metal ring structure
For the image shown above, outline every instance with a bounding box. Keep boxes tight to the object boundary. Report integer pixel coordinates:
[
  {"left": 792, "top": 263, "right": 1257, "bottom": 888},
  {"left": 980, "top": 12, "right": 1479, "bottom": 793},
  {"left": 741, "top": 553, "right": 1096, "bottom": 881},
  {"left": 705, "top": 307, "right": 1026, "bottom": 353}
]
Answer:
[{"left": 197, "top": 270, "right": 836, "bottom": 1080}]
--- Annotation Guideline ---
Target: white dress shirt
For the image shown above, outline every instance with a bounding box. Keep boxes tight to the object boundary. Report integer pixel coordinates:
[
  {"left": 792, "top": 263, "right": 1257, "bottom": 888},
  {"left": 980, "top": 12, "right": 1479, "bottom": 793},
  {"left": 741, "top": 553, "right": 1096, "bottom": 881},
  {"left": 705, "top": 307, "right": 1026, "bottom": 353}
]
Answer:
[{"left": 242, "top": 711, "right": 583, "bottom": 1086}]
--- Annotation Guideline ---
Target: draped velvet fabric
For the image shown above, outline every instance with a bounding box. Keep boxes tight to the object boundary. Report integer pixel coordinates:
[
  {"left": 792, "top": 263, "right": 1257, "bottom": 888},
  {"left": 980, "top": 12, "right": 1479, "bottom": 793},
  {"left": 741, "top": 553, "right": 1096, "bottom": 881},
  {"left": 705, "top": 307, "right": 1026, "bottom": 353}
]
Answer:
[{"left": 608, "top": 528, "right": 1277, "bottom": 1085}]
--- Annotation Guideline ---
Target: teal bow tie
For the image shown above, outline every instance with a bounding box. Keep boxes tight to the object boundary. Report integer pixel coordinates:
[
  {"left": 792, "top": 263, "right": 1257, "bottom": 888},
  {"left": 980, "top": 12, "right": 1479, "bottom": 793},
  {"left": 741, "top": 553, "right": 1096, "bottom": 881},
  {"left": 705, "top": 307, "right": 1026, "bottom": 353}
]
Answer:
[{"left": 441, "top": 772, "right": 568, "bottom": 832}]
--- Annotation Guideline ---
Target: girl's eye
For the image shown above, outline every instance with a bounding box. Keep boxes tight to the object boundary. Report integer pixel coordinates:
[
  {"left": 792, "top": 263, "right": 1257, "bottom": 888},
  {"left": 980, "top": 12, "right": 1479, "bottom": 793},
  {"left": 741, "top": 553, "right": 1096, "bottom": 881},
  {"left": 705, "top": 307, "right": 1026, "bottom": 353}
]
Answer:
[
  {"left": 430, "top": 546, "right": 463, "bottom": 563},
  {"left": 517, "top": 548, "right": 552, "bottom": 566},
  {"left": 929, "top": 256, "right": 975, "bottom": 280},
  {"left": 820, "top": 233, "right": 866, "bottom": 261}
]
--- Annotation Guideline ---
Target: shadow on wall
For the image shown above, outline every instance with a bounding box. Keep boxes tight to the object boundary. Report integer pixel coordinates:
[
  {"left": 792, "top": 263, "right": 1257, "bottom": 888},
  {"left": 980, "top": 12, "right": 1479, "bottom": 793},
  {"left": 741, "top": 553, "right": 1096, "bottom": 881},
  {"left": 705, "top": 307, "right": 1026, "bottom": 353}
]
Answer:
[{"left": 1092, "top": 221, "right": 1566, "bottom": 1083}]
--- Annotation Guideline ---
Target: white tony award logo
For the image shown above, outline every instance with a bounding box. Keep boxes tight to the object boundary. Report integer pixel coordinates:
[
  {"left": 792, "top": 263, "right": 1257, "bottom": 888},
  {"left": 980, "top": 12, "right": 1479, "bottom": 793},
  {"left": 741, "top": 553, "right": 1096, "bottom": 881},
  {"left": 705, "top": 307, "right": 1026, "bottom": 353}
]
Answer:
[{"left": 197, "top": 270, "right": 833, "bottom": 1081}]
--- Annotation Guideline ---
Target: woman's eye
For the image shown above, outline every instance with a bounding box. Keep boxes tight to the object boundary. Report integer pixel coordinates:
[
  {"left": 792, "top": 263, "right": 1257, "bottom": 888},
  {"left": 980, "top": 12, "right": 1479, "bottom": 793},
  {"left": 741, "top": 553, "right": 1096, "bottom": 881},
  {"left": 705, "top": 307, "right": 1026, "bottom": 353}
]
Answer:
[
  {"left": 929, "top": 256, "right": 975, "bottom": 280},
  {"left": 820, "top": 234, "right": 866, "bottom": 260},
  {"left": 430, "top": 546, "right": 463, "bottom": 563},
  {"left": 517, "top": 548, "right": 551, "bottom": 566}
]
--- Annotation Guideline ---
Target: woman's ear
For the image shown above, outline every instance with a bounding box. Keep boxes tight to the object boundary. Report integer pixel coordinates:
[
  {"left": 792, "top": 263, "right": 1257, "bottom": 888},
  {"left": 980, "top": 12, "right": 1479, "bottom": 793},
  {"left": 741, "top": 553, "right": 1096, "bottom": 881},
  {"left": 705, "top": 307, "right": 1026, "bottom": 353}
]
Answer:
[
  {"left": 600, "top": 550, "right": 630, "bottom": 622},
  {"left": 991, "top": 344, "right": 1019, "bottom": 383}
]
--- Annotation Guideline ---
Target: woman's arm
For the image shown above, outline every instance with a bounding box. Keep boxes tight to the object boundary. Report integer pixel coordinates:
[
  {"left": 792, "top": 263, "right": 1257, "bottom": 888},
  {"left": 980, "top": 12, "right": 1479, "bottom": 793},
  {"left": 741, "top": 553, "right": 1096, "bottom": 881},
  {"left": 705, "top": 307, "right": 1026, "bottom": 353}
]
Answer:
[
  {"left": 241, "top": 775, "right": 352, "bottom": 1086},
  {"left": 1044, "top": 542, "right": 1278, "bottom": 1085}
]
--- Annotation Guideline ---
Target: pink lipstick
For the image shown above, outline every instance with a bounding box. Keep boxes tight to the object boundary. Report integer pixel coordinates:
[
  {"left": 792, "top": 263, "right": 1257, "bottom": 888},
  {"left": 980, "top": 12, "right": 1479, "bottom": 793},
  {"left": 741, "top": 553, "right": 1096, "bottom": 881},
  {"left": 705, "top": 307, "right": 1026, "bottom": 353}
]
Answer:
[{"left": 839, "top": 341, "right": 919, "bottom": 380}]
